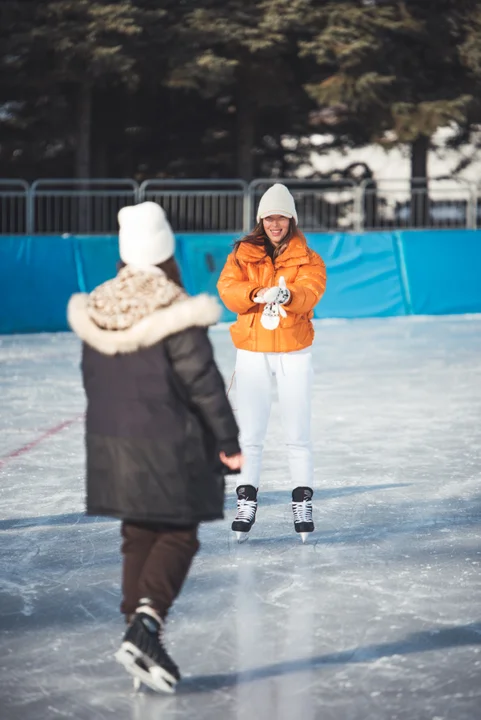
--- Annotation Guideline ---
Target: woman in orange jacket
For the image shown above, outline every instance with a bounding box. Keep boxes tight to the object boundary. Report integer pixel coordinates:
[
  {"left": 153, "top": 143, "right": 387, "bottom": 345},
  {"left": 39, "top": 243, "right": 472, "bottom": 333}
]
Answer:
[{"left": 217, "top": 183, "right": 327, "bottom": 542}]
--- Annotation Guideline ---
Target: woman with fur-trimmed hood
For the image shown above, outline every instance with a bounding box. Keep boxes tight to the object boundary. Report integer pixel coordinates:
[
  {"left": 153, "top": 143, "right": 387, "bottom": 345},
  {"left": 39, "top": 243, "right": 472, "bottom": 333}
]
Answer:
[{"left": 68, "top": 201, "right": 242, "bottom": 694}]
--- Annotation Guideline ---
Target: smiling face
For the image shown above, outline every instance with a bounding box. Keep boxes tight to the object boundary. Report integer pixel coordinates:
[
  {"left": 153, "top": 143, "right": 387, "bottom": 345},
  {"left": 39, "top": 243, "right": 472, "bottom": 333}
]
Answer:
[{"left": 262, "top": 215, "right": 291, "bottom": 245}]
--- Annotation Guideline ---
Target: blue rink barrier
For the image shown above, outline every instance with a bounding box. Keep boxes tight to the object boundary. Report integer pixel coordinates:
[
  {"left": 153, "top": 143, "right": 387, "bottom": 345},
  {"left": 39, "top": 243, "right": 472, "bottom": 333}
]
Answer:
[
  {"left": 393, "top": 230, "right": 481, "bottom": 316},
  {"left": 1, "top": 230, "right": 481, "bottom": 333},
  {"left": 179, "top": 231, "right": 408, "bottom": 320}
]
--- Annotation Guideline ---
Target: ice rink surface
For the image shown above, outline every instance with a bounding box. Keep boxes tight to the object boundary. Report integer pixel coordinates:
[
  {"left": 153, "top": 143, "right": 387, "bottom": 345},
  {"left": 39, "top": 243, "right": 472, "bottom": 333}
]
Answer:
[{"left": 1, "top": 316, "right": 480, "bottom": 720}]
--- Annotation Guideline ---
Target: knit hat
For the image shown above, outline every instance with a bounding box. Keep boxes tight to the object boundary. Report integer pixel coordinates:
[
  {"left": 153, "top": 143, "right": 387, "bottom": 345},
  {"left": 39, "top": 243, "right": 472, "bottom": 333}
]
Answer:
[
  {"left": 118, "top": 201, "right": 175, "bottom": 269},
  {"left": 256, "top": 183, "right": 298, "bottom": 223}
]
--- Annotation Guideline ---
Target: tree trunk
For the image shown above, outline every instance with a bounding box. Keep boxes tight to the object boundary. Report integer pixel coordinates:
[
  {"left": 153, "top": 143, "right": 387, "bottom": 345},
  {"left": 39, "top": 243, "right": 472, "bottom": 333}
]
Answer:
[
  {"left": 410, "top": 134, "right": 429, "bottom": 228},
  {"left": 76, "top": 83, "right": 92, "bottom": 179},
  {"left": 93, "top": 139, "right": 108, "bottom": 178},
  {"left": 76, "top": 83, "right": 92, "bottom": 232},
  {"left": 236, "top": 70, "right": 255, "bottom": 182}
]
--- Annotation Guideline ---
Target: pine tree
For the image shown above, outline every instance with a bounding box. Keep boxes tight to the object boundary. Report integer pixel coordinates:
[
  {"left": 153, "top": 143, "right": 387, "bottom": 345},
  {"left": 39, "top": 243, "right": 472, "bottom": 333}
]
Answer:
[
  {"left": 167, "top": 0, "right": 312, "bottom": 180},
  {"left": 0, "top": 1, "right": 179, "bottom": 178},
  {"left": 301, "top": 0, "right": 477, "bottom": 222},
  {"left": 29, "top": 1, "right": 145, "bottom": 179}
]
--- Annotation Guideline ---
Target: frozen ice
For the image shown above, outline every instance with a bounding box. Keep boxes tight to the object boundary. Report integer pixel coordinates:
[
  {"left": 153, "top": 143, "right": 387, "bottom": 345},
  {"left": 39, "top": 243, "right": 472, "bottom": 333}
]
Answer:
[{"left": 1, "top": 316, "right": 480, "bottom": 720}]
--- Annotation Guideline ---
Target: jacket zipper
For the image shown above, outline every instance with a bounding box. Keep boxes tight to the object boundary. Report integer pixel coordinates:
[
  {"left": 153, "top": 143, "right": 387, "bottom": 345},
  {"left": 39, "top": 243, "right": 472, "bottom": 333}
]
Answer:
[{"left": 273, "top": 263, "right": 278, "bottom": 353}]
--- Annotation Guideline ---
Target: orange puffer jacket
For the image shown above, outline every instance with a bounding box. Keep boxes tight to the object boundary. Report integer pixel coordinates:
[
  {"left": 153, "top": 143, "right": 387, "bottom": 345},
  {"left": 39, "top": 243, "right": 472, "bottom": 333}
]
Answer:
[{"left": 217, "top": 233, "right": 327, "bottom": 353}]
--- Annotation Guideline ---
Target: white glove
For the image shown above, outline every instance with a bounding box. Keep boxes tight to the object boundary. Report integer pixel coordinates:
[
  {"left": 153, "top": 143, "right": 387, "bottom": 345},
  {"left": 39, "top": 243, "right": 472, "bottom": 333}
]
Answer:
[
  {"left": 254, "top": 276, "right": 290, "bottom": 305},
  {"left": 259, "top": 301, "right": 287, "bottom": 330}
]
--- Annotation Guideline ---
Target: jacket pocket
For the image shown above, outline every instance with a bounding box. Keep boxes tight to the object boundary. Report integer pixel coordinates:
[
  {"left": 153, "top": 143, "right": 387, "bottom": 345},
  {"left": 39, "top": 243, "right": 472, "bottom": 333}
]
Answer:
[
  {"left": 230, "top": 312, "right": 256, "bottom": 345},
  {"left": 278, "top": 311, "right": 312, "bottom": 350},
  {"left": 280, "top": 310, "right": 297, "bottom": 328}
]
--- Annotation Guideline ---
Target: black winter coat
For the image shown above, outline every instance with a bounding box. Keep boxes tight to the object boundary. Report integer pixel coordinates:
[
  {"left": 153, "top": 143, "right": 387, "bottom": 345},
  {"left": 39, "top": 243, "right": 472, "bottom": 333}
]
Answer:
[{"left": 68, "top": 293, "right": 240, "bottom": 525}]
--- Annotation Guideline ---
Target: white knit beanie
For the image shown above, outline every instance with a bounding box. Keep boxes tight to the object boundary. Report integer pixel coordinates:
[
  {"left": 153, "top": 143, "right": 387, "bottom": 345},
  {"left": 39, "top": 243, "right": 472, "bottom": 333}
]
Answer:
[
  {"left": 118, "top": 201, "right": 175, "bottom": 269},
  {"left": 256, "top": 183, "right": 298, "bottom": 223}
]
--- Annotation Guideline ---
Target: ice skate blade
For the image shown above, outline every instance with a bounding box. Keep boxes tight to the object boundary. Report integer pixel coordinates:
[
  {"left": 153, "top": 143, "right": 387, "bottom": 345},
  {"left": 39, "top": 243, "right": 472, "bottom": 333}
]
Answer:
[
  {"left": 115, "top": 645, "right": 177, "bottom": 695},
  {"left": 300, "top": 532, "right": 310, "bottom": 544},
  {"left": 235, "top": 531, "right": 249, "bottom": 543}
]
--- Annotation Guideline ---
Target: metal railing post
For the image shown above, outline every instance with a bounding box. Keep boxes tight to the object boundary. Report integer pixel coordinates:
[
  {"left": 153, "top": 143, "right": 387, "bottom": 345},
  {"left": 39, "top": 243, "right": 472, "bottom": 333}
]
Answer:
[
  {"left": 243, "top": 186, "right": 251, "bottom": 234},
  {"left": 26, "top": 186, "right": 34, "bottom": 234},
  {"left": 468, "top": 186, "right": 477, "bottom": 229},
  {"left": 354, "top": 185, "right": 363, "bottom": 233}
]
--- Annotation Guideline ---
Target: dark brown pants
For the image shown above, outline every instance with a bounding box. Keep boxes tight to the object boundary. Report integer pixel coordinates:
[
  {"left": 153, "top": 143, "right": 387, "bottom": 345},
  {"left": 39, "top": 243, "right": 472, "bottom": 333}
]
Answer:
[{"left": 120, "top": 520, "right": 200, "bottom": 620}]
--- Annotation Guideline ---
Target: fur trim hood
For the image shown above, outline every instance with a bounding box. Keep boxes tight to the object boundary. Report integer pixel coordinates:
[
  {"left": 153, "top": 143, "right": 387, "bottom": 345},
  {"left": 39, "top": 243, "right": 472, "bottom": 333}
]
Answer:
[
  {"left": 68, "top": 267, "right": 222, "bottom": 354},
  {"left": 68, "top": 293, "right": 221, "bottom": 355},
  {"left": 85, "top": 265, "right": 185, "bottom": 332}
]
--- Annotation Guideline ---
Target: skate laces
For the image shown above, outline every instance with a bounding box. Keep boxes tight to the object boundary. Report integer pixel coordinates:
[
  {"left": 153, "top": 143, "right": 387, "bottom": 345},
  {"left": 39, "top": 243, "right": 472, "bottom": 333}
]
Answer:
[
  {"left": 235, "top": 498, "right": 257, "bottom": 523},
  {"left": 292, "top": 499, "right": 313, "bottom": 523}
]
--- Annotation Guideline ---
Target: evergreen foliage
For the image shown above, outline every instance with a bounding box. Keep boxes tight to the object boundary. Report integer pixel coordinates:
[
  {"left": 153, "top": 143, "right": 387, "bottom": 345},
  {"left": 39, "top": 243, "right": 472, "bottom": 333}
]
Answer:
[{"left": 1, "top": 0, "right": 480, "bottom": 181}]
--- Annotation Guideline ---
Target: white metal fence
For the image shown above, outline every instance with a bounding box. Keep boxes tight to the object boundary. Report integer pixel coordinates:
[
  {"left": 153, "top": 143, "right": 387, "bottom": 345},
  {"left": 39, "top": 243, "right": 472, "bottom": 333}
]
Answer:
[
  {"left": 140, "top": 179, "right": 247, "bottom": 232},
  {"left": 361, "top": 178, "right": 478, "bottom": 231},
  {"left": 0, "top": 180, "right": 29, "bottom": 234},
  {"left": 27, "top": 179, "right": 138, "bottom": 235},
  {"left": 0, "top": 177, "right": 480, "bottom": 234}
]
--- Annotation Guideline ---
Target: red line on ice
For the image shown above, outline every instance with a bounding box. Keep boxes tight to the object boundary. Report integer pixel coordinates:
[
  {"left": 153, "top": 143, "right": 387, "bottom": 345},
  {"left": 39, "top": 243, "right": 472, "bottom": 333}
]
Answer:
[{"left": 0, "top": 414, "right": 83, "bottom": 470}]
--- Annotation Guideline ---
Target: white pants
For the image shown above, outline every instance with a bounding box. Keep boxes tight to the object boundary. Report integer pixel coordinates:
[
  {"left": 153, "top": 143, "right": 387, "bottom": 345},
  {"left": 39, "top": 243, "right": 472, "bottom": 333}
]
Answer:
[{"left": 235, "top": 348, "right": 314, "bottom": 489}]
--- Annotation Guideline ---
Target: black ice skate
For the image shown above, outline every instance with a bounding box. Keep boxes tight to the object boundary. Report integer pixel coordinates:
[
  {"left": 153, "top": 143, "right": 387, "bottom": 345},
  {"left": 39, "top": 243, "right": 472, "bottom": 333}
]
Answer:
[
  {"left": 292, "top": 486, "right": 314, "bottom": 543},
  {"left": 232, "top": 485, "right": 258, "bottom": 541},
  {"left": 115, "top": 602, "right": 180, "bottom": 694}
]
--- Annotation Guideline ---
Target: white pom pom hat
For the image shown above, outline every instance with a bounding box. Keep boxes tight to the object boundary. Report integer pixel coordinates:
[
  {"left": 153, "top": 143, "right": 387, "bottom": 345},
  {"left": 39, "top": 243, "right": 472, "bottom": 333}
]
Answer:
[
  {"left": 256, "top": 183, "right": 298, "bottom": 223},
  {"left": 118, "top": 201, "right": 175, "bottom": 269}
]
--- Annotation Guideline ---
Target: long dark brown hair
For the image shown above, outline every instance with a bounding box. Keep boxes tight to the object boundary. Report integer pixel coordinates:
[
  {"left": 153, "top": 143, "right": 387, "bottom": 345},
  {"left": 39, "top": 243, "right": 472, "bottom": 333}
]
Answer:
[
  {"left": 233, "top": 218, "right": 298, "bottom": 265},
  {"left": 117, "top": 256, "right": 184, "bottom": 288}
]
